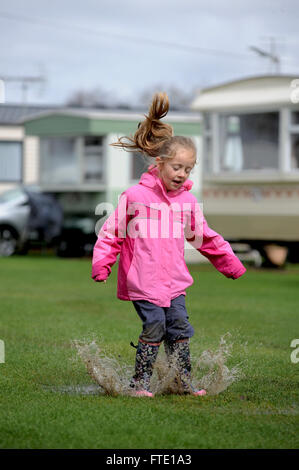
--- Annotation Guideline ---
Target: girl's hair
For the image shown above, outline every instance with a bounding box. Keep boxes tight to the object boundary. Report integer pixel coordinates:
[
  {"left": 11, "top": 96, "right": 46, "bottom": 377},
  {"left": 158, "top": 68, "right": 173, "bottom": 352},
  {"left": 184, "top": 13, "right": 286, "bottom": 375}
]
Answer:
[{"left": 111, "top": 92, "right": 196, "bottom": 160}]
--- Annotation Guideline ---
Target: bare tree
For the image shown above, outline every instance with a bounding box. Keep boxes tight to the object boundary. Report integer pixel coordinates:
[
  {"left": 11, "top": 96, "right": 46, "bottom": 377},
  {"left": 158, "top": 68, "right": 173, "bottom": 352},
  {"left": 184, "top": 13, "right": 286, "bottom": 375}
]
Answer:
[
  {"left": 65, "top": 87, "right": 116, "bottom": 108},
  {"left": 138, "top": 85, "right": 195, "bottom": 110},
  {"left": 65, "top": 84, "right": 196, "bottom": 110}
]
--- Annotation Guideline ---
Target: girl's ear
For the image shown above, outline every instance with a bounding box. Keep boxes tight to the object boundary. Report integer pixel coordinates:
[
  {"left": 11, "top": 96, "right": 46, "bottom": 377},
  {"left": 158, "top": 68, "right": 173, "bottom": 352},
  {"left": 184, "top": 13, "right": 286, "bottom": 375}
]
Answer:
[{"left": 155, "top": 156, "right": 163, "bottom": 167}]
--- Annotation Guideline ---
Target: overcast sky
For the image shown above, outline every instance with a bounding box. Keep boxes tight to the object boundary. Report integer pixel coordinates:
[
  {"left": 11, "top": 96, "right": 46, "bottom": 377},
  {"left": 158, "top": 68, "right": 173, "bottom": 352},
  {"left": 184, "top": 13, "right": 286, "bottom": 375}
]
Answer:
[{"left": 0, "top": 0, "right": 299, "bottom": 106}]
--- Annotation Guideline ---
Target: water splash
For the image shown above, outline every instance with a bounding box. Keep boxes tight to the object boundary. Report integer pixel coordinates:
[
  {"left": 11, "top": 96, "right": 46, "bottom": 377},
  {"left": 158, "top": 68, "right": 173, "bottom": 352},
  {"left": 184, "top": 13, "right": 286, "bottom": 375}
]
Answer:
[
  {"left": 194, "top": 333, "right": 242, "bottom": 395},
  {"left": 72, "top": 333, "right": 243, "bottom": 397},
  {"left": 72, "top": 339, "right": 134, "bottom": 396}
]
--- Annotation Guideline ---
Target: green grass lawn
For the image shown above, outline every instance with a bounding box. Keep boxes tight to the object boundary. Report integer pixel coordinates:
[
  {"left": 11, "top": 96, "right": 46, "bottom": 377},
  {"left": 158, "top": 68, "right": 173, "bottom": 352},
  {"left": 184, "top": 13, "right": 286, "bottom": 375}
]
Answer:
[{"left": 0, "top": 255, "right": 298, "bottom": 449}]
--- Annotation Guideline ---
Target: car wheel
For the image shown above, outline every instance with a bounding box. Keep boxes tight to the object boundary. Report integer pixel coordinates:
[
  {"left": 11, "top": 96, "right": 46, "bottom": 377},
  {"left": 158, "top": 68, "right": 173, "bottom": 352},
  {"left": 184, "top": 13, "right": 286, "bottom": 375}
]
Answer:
[{"left": 0, "top": 227, "right": 18, "bottom": 256}]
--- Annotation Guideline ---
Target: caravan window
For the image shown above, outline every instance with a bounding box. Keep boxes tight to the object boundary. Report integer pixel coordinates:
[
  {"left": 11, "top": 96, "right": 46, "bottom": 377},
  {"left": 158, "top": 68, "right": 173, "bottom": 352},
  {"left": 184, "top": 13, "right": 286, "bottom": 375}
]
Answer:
[
  {"left": 0, "top": 141, "right": 22, "bottom": 182},
  {"left": 290, "top": 112, "right": 299, "bottom": 170},
  {"left": 40, "top": 136, "right": 105, "bottom": 185},
  {"left": 203, "top": 115, "right": 212, "bottom": 173},
  {"left": 219, "top": 112, "right": 279, "bottom": 172},
  {"left": 40, "top": 137, "right": 80, "bottom": 184},
  {"left": 291, "top": 135, "right": 299, "bottom": 169},
  {"left": 291, "top": 111, "right": 299, "bottom": 126},
  {"left": 84, "top": 136, "right": 104, "bottom": 182}
]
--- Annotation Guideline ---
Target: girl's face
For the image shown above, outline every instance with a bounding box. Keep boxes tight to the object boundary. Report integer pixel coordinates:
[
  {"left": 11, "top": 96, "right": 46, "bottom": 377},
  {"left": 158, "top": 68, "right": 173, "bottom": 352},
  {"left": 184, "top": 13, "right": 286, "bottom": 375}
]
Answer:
[{"left": 155, "top": 147, "right": 196, "bottom": 192}]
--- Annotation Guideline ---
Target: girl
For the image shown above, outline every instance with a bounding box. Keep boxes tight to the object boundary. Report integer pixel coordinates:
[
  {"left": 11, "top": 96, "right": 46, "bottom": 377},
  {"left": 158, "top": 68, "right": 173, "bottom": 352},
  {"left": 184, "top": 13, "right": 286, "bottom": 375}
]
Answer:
[{"left": 91, "top": 93, "right": 246, "bottom": 397}]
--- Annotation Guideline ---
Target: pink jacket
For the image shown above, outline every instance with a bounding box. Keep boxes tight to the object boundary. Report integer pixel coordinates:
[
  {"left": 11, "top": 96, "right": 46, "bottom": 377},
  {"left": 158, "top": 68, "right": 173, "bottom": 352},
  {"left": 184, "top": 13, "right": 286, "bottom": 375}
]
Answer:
[{"left": 92, "top": 166, "right": 246, "bottom": 307}]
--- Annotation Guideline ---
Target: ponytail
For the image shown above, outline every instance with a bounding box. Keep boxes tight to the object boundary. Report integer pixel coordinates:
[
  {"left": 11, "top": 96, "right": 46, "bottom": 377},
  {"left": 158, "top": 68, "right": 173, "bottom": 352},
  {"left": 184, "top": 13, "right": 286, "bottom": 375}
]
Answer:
[{"left": 111, "top": 92, "right": 174, "bottom": 158}]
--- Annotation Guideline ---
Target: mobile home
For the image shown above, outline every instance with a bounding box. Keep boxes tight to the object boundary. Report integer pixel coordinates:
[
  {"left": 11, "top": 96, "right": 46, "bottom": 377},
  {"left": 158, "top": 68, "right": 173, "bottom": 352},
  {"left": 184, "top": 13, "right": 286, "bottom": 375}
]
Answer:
[{"left": 191, "top": 75, "right": 299, "bottom": 265}]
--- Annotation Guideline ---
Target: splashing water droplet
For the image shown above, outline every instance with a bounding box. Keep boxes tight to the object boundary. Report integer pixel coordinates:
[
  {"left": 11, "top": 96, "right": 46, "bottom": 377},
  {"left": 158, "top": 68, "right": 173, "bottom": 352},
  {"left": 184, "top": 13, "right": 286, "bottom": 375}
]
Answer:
[
  {"left": 194, "top": 333, "right": 243, "bottom": 395},
  {"left": 72, "top": 339, "right": 134, "bottom": 396}
]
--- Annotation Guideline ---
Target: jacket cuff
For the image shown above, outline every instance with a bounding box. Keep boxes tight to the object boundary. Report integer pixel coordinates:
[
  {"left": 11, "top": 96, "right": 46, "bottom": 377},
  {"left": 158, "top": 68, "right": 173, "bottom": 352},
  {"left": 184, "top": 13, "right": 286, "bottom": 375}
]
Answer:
[
  {"left": 91, "top": 264, "right": 110, "bottom": 281},
  {"left": 94, "top": 274, "right": 108, "bottom": 282},
  {"left": 229, "top": 265, "right": 247, "bottom": 280}
]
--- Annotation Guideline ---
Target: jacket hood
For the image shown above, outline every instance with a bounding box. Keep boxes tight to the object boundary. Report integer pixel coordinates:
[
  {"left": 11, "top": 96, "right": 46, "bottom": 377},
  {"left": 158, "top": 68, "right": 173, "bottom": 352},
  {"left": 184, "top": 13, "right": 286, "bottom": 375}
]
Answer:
[{"left": 139, "top": 165, "right": 193, "bottom": 193}]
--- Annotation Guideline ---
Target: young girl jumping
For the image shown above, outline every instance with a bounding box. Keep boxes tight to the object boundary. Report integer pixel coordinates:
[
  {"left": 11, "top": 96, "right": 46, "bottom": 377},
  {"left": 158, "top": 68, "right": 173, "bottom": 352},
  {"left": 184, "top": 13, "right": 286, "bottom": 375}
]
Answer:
[{"left": 91, "top": 92, "right": 246, "bottom": 397}]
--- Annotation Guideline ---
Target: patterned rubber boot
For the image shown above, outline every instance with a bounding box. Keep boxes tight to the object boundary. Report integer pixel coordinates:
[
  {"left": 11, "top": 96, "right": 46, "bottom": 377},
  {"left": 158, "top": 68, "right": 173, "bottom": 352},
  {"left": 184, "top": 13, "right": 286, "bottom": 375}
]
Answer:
[
  {"left": 164, "top": 339, "right": 206, "bottom": 396},
  {"left": 129, "top": 340, "right": 160, "bottom": 397}
]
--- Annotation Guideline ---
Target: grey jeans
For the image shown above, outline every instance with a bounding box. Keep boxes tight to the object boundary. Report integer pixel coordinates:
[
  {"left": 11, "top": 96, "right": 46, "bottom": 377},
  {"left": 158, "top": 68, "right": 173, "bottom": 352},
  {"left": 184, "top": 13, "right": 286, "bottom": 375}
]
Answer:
[{"left": 132, "top": 295, "right": 195, "bottom": 344}]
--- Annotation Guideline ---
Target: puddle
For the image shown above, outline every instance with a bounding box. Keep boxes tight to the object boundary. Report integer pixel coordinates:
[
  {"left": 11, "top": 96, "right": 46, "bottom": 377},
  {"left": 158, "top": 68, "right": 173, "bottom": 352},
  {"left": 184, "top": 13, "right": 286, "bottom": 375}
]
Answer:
[
  {"left": 42, "top": 384, "right": 104, "bottom": 395},
  {"left": 67, "top": 333, "right": 243, "bottom": 397}
]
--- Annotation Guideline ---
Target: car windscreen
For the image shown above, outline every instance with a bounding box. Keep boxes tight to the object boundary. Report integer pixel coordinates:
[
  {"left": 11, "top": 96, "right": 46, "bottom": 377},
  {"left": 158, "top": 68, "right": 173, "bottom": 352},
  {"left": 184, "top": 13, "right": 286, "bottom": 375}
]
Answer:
[{"left": 0, "top": 188, "right": 25, "bottom": 203}]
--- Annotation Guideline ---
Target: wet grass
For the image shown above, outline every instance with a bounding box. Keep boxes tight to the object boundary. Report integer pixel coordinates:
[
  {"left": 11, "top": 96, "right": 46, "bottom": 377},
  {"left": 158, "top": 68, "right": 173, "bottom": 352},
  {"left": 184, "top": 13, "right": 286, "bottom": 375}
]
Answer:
[{"left": 0, "top": 255, "right": 298, "bottom": 449}]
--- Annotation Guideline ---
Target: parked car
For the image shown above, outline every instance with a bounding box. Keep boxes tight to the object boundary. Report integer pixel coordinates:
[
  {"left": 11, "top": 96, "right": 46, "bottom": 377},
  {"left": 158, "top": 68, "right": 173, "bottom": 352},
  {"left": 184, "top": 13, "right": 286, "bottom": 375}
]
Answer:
[
  {"left": 55, "top": 215, "right": 97, "bottom": 258},
  {"left": 0, "top": 186, "right": 98, "bottom": 257},
  {"left": 0, "top": 186, "right": 64, "bottom": 256}
]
